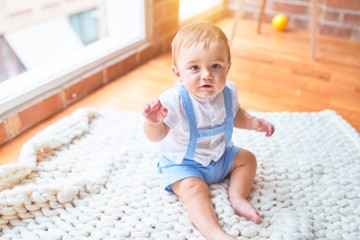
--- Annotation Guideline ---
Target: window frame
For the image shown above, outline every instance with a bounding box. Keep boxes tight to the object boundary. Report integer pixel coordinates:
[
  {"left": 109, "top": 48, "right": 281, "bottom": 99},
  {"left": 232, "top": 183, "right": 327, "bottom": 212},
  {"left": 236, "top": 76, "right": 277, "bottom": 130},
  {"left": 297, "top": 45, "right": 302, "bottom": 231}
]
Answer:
[{"left": 0, "top": 0, "right": 149, "bottom": 116}]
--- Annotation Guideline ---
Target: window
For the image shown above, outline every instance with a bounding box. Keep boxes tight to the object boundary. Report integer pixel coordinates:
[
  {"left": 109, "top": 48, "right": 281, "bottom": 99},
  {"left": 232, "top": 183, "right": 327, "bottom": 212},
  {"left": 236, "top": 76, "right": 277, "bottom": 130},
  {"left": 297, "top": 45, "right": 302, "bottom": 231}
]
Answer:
[
  {"left": 179, "top": 0, "right": 223, "bottom": 21},
  {"left": 0, "top": 0, "right": 146, "bottom": 115},
  {"left": 69, "top": 8, "right": 99, "bottom": 46},
  {"left": 105, "top": 0, "right": 145, "bottom": 45},
  {"left": 5, "top": 17, "right": 85, "bottom": 70}
]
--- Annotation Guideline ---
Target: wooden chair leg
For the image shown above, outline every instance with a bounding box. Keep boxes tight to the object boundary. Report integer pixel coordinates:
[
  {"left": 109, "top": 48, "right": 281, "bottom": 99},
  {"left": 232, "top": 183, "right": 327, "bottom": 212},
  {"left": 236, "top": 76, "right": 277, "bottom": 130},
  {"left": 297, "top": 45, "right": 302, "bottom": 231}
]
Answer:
[
  {"left": 257, "top": 0, "right": 267, "bottom": 33},
  {"left": 310, "top": 0, "right": 318, "bottom": 60},
  {"left": 230, "top": 0, "right": 245, "bottom": 44}
]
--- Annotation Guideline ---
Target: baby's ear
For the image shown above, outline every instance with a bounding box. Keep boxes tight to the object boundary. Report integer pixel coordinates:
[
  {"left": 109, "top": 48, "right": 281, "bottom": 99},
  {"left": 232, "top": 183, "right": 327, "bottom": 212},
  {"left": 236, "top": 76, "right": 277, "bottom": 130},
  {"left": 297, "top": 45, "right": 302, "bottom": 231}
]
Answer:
[
  {"left": 171, "top": 65, "right": 182, "bottom": 82},
  {"left": 226, "top": 62, "right": 232, "bottom": 75}
]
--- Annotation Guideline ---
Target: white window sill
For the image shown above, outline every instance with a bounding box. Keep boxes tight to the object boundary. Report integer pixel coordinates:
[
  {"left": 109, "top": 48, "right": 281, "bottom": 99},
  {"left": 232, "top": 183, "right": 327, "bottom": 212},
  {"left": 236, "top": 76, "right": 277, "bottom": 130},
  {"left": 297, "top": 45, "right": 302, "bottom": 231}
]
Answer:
[{"left": 0, "top": 36, "right": 144, "bottom": 116}]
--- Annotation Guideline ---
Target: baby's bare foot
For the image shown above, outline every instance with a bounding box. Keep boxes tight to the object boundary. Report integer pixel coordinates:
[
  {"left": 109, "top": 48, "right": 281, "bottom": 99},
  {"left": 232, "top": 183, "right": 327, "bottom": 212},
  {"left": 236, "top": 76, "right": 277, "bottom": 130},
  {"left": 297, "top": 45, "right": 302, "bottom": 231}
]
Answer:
[{"left": 229, "top": 198, "right": 262, "bottom": 224}]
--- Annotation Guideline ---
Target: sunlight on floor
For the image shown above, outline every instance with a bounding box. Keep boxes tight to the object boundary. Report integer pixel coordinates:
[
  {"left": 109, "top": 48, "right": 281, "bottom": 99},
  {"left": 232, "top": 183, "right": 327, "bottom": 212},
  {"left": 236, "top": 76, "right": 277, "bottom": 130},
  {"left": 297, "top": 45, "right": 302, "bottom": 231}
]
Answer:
[{"left": 179, "top": 0, "right": 222, "bottom": 21}]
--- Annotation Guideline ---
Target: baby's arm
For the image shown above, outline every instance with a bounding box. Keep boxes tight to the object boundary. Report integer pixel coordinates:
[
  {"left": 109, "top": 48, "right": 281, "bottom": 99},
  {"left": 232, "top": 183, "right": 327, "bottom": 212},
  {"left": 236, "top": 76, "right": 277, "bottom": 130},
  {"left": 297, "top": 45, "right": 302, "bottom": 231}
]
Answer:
[
  {"left": 234, "top": 108, "right": 275, "bottom": 137},
  {"left": 142, "top": 99, "right": 170, "bottom": 142}
]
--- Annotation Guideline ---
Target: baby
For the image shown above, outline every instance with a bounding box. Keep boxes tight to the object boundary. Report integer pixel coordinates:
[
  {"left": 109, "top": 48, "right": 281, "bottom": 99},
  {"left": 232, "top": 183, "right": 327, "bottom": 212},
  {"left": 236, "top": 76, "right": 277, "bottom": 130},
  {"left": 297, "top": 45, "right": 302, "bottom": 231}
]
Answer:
[{"left": 142, "top": 22, "right": 275, "bottom": 240}]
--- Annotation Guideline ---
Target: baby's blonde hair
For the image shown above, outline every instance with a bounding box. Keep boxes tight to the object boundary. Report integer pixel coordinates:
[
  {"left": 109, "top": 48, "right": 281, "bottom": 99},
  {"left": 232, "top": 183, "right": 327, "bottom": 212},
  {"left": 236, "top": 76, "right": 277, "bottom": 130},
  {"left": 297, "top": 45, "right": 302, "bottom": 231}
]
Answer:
[{"left": 171, "top": 22, "right": 231, "bottom": 66}]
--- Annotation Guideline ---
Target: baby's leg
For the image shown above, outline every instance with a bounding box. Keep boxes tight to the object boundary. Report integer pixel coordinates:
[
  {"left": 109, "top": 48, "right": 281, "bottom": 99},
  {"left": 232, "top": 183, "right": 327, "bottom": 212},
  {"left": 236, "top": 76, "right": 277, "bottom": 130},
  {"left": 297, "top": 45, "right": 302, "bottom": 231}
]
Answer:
[
  {"left": 172, "top": 177, "right": 235, "bottom": 240},
  {"left": 228, "top": 149, "right": 261, "bottom": 224}
]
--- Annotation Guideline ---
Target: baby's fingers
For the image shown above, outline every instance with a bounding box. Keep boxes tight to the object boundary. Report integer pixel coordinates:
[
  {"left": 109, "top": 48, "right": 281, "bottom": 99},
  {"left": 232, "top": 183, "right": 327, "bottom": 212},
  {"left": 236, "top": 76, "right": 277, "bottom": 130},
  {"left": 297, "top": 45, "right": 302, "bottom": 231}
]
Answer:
[
  {"left": 142, "top": 100, "right": 168, "bottom": 125},
  {"left": 265, "top": 124, "right": 275, "bottom": 137},
  {"left": 256, "top": 120, "right": 275, "bottom": 137},
  {"left": 142, "top": 103, "right": 153, "bottom": 117},
  {"left": 143, "top": 100, "right": 160, "bottom": 116},
  {"left": 159, "top": 105, "right": 168, "bottom": 117}
]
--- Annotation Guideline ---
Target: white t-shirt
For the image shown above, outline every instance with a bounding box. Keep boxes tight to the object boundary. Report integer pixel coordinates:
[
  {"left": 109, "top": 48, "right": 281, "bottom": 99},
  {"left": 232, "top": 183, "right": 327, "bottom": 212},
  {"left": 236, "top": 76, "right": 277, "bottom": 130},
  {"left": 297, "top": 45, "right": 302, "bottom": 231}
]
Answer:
[{"left": 158, "top": 81, "right": 240, "bottom": 166}]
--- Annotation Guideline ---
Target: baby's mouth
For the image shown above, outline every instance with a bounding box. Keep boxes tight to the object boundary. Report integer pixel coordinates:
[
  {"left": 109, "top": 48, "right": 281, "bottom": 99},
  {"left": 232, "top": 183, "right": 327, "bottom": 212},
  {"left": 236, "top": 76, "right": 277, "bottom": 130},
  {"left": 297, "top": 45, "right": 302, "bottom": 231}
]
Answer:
[{"left": 201, "top": 85, "right": 212, "bottom": 88}]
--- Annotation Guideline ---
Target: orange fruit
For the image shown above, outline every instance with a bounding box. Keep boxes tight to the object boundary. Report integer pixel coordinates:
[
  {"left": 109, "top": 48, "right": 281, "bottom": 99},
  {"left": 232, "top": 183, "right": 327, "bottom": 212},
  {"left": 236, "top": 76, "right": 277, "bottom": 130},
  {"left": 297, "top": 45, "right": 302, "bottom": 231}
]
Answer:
[{"left": 272, "top": 14, "right": 288, "bottom": 31}]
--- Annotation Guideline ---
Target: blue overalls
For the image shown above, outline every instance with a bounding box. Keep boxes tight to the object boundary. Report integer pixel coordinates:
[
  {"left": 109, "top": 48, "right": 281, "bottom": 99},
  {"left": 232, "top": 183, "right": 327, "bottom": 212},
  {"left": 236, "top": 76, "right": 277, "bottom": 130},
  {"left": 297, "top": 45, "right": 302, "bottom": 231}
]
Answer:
[
  {"left": 178, "top": 84, "right": 234, "bottom": 160},
  {"left": 158, "top": 84, "right": 240, "bottom": 192}
]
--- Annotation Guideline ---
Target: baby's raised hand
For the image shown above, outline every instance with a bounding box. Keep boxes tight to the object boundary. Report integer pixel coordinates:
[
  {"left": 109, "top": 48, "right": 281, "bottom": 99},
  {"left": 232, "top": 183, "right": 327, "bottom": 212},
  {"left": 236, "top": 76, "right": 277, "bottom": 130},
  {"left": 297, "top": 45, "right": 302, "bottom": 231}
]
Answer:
[
  {"left": 253, "top": 118, "right": 275, "bottom": 137},
  {"left": 142, "top": 99, "right": 168, "bottom": 125}
]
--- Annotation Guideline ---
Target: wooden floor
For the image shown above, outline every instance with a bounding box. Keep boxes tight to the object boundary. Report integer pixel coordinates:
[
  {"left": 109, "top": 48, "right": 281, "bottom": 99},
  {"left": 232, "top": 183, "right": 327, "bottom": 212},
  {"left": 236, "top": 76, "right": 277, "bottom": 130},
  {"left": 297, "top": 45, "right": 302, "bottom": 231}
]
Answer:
[{"left": 1, "top": 18, "right": 359, "bottom": 165}]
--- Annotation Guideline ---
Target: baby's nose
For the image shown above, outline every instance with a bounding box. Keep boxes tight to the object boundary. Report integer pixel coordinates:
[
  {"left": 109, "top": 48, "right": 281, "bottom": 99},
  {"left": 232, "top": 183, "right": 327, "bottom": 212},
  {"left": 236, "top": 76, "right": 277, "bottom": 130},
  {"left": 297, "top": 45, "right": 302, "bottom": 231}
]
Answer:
[{"left": 201, "top": 68, "right": 212, "bottom": 80}]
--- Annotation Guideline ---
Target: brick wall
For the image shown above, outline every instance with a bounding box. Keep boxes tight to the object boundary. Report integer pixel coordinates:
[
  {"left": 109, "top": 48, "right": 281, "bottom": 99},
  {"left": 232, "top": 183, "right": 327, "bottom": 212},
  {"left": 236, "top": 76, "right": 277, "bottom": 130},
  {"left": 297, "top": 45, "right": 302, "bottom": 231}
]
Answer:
[
  {"left": 0, "top": 0, "right": 226, "bottom": 146},
  {"left": 227, "top": 0, "right": 360, "bottom": 40}
]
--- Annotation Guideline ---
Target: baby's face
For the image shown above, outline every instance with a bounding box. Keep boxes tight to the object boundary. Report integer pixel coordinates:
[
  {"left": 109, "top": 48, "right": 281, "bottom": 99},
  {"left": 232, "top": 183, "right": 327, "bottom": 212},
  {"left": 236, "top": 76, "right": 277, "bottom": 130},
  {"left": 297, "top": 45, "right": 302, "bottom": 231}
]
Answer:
[{"left": 172, "top": 41, "right": 231, "bottom": 99}]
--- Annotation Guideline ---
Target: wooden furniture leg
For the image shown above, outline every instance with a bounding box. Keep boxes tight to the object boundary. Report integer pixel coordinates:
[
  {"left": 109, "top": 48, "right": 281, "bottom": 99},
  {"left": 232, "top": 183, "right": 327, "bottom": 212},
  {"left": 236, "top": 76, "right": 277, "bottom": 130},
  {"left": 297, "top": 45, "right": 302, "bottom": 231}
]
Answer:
[
  {"left": 230, "top": 0, "right": 244, "bottom": 44},
  {"left": 257, "top": 0, "right": 267, "bottom": 33},
  {"left": 310, "top": 0, "right": 318, "bottom": 60}
]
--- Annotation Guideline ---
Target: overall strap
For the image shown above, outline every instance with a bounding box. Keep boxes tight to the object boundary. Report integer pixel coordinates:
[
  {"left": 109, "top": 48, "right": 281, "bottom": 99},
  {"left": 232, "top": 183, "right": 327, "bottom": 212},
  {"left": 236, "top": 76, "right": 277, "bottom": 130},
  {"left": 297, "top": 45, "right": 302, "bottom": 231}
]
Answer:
[
  {"left": 178, "top": 84, "right": 199, "bottom": 159},
  {"left": 223, "top": 86, "right": 234, "bottom": 145}
]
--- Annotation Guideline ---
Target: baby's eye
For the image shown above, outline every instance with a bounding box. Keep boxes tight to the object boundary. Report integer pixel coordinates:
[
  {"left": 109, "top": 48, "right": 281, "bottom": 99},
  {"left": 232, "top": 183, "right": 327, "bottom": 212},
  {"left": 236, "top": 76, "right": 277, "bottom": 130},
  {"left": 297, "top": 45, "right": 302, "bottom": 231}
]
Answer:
[
  {"left": 190, "top": 66, "right": 199, "bottom": 71},
  {"left": 211, "top": 64, "right": 221, "bottom": 70}
]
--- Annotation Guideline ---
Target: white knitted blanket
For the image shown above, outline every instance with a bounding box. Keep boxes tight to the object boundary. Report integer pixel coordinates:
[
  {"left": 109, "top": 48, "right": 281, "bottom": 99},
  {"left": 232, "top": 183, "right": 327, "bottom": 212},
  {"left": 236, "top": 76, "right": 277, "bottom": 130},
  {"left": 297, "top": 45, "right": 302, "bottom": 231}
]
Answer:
[{"left": 0, "top": 109, "right": 359, "bottom": 240}]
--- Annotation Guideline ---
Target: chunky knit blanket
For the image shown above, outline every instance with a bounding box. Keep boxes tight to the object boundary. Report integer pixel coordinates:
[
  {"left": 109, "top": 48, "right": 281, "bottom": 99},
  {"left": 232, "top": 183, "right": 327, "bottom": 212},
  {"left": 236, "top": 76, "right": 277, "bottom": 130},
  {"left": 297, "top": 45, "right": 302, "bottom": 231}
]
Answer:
[{"left": 0, "top": 109, "right": 359, "bottom": 240}]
